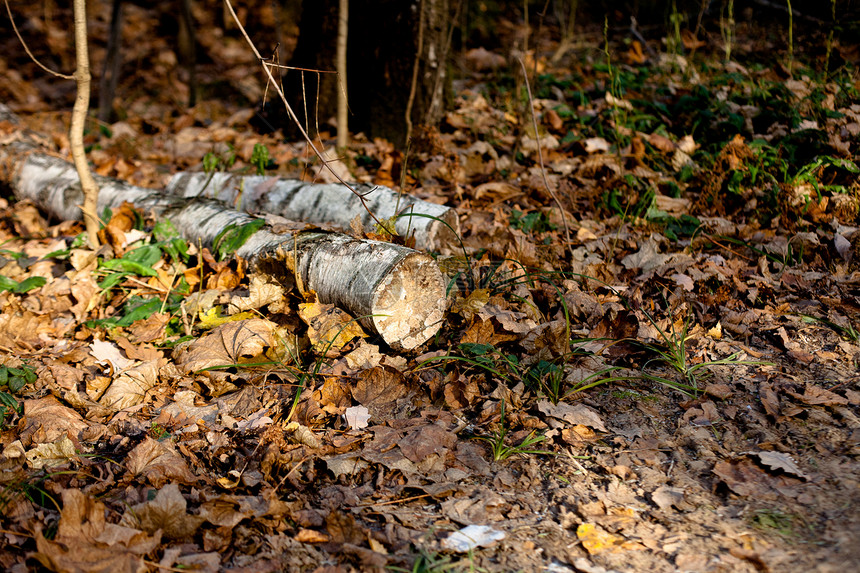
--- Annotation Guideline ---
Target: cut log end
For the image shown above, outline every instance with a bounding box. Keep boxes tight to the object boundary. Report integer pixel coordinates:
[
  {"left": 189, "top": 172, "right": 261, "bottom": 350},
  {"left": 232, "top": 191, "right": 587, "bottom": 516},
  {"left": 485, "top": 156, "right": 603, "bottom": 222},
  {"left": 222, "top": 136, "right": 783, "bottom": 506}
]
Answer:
[{"left": 371, "top": 252, "right": 447, "bottom": 350}]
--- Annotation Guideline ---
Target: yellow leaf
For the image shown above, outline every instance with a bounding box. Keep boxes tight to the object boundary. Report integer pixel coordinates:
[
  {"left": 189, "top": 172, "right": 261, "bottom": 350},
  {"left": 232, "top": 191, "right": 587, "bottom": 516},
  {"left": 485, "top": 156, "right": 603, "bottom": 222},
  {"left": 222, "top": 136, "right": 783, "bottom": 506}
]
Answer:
[
  {"left": 298, "top": 301, "right": 366, "bottom": 356},
  {"left": 197, "top": 307, "right": 255, "bottom": 329},
  {"left": 451, "top": 288, "right": 490, "bottom": 318},
  {"left": 708, "top": 322, "right": 723, "bottom": 339},
  {"left": 576, "top": 523, "right": 644, "bottom": 555}
]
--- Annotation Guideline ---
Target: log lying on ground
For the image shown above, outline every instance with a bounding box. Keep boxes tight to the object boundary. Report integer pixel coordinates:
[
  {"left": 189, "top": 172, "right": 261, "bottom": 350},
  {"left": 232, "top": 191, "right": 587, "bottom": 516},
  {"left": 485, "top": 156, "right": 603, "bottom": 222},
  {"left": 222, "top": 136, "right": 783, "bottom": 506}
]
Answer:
[
  {"left": 0, "top": 114, "right": 446, "bottom": 350},
  {"left": 166, "top": 172, "right": 460, "bottom": 253}
]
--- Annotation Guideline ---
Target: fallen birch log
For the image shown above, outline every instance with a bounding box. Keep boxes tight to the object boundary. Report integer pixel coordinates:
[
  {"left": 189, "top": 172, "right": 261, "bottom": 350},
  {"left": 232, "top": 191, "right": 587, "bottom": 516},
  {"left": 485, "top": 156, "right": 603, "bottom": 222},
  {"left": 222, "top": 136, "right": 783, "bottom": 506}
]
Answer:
[
  {"left": 166, "top": 172, "right": 460, "bottom": 253},
  {"left": 0, "top": 111, "right": 447, "bottom": 350}
]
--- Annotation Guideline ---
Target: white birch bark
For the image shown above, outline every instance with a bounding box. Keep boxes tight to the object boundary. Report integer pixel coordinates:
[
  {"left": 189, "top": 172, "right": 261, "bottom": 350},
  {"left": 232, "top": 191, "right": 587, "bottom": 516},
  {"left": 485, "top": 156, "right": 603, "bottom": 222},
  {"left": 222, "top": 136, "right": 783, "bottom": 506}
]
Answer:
[
  {"left": 0, "top": 116, "right": 446, "bottom": 349},
  {"left": 166, "top": 172, "right": 461, "bottom": 253}
]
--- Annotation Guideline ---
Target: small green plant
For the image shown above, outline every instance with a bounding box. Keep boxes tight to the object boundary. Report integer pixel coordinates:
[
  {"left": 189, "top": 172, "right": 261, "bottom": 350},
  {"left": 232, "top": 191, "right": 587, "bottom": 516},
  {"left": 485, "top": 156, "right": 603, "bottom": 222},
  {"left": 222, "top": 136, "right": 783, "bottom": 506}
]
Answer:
[
  {"left": 97, "top": 244, "right": 162, "bottom": 289},
  {"left": 152, "top": 219, "right": 190, "bottom": 265},
  {"left": 212, "top": 218, "right": 266, "bottom": 261},
  {"left": 0, "top": 275, "right": 46, "bottom": 294},
  {"left": 86, "top": 294, "right": 183, "bottom": 330},
  {"left": 824, "top": 0, "right": 836, "bottom": 72},
  {"left": 202, "top": 145, "right": 237, "bottom": 174},
  {"left": 473, "top": 400, "right": 552, "bottom": 462},
  {"left": 800, "top": 314, "right": 859, "bottom": 342},
  {"left": 635, "top": 310, "right": 771, "bottom": 395},
  {"left": 149, "top": 422, "right": 172, "bottom": 441},
  {"left": 0, "top": 363, "right": 36, "bottom": 426},
  {"left": 721, "top": 0, "right": 735, "bottom": 62},
  {"left": 523, "top": 359, "right": 626, "bottom": 404},
  {"left": 786, "top": 0, "right": 794, "bottom": 77},
  {"left": 790, "top": 155, "right": 859, "bottom": 195},
  {"left": 388, "top": 547, "right": 459, "bottom": 573},
  {"left": 509, "top": 209, "right": 556, "bottom": 234},
  {"left": 564, "top": 365, "right": 632, "bottom": 399},
  {"left": 0, "top": 471, "right": 62, "bottom": 516},
  {"left": 523, "top": 360, "right": 565, "bottom": 400},
  {"left": 667, "top": 0, "right": 684, "bottom": 61},
  {"left": 749, "top": 507, "right": 800, "bottom": 537},
  {"left": 610, "top": 389, "right": 659, "bottom": 402},
  {"left": 249, "top": 143, "right": 272, "bottom": 175}
]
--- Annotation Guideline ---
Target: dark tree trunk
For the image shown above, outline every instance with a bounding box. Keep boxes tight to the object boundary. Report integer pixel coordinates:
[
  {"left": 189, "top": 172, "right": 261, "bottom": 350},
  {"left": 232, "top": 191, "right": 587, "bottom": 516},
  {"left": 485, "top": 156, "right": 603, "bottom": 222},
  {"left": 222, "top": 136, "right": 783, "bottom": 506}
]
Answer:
[{"left": 262, "top": 0, "right": 454, "bottom": 148}]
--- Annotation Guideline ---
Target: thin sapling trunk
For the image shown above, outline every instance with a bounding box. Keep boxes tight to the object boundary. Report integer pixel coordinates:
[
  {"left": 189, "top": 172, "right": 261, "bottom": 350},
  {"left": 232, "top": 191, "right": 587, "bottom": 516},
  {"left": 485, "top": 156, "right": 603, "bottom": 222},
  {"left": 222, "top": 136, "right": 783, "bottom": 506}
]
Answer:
[{"left": 71, "top": 0, "right": 100, "bottom": 248}]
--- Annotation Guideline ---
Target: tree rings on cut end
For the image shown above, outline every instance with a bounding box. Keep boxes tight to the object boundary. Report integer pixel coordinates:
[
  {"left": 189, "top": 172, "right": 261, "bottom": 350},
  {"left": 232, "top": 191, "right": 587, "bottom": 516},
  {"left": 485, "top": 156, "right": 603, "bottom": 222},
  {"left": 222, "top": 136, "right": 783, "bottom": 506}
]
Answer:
[{"left": 371, "top": 252, "right": 446, "bottom": 350}]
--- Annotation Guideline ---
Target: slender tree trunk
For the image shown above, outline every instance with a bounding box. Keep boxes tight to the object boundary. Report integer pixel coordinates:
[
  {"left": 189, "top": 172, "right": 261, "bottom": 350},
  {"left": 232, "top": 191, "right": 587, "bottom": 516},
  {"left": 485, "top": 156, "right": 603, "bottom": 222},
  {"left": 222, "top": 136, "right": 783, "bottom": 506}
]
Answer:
[
  {"left": 70, "top": 0, "right": 100, "bottom": 248},
  {"left": 336, "top": 0, "right": 348, "bottom": 149},
  {"left": 97, "top": 0, "right": 124, "bottom": 123},
  {"left": 179, "top": 0, "right": 198, "bottom": 107}
]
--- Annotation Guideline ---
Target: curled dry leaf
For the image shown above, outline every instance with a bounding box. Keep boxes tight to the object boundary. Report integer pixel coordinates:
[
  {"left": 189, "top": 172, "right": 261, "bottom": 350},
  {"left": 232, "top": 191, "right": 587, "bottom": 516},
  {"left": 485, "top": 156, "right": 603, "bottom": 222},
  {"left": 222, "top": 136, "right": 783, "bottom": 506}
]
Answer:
[
  {"left": 746, "top": 451, "right": 809, "bottom": 480},
  {"left": 125, "top": 436, "right": 199, "bottom": 486},
  {"left": 25, "top": 435, "right": 78, "bottom": 470},
  {"left": 99, "top": 360, "right": 160, "bottom": 410},
  {"left": 34, "top": 489, "right": 160, "bottom": 573},
  {"left": 175, "top": 318, "right": 276, "bottom": 373},
  {"left": 352, "top": 366, "right": 412, "bottom": 422},
  {"left": 120, "top": 483, "right": 205, "bottom": 540},
  {"left": 298, "top": 299, "right": 366, "bottom": 357},
  {"left": 538, "top": 400, "right": 608, "bottom": 432},
  {"left": 19, "top": 395, "right": 90, "bottom": 446},
  {"left": 227, "top": 273, "right": 286, "bottom": 314}
]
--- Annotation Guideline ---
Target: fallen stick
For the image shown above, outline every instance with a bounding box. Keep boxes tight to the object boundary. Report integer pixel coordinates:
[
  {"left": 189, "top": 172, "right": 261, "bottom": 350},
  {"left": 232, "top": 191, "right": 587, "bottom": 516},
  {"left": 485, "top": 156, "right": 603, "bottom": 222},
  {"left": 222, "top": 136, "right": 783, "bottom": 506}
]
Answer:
[
  {"left": 0, "top": 112, "right": 447, "bottom": 350},
  {"left": 166, "top": 172, "right": 461, "bottom": 253}
]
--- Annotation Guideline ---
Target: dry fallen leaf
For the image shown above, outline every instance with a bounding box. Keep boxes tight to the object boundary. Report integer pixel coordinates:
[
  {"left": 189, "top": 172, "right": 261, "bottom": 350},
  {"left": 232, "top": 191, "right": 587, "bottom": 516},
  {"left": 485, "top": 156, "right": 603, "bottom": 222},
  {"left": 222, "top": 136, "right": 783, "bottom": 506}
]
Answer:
[
  {"left": 227, "top": 273, "right": 286, "bottom": 314},
  {"left": 99, "top": 360, "right": 160, "bottom": 410},
  {"left": 120, "top": 483, "right": 204, "bottom": 540},
  {"left": 125, "top": 436, "right": 199, "bottom": 486},
  {"left": 34, "top": 489, "right": 160, "bottom": 573},
  {"left": 345, "top": 405, "right": 371, "bottom": 430},
  {"left": 19, "top": 396, "right": 90, "bottom": 446},
  {"left": 576, "top": 523, "right": 644, "bottom": 555},
  {"left": 299, "top": 300, "right": 366, "bottom": 356},
  {"left": 746, "top": 451, "right": 809, "bottom": 480},
  {"left": 538, "top": 400, "right": 607, "bottom": 432},
  {"left": 25, "top": 435, "right": 78, "bottom": 470},
  {"left": 175, "top": 318, "right": 275, "bottom": 373}
]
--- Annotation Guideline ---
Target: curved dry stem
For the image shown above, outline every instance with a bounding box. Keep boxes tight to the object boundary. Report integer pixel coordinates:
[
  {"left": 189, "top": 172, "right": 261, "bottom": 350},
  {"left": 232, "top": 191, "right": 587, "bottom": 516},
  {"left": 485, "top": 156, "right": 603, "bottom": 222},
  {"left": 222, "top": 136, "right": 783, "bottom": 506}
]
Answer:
[
  {"left": 221, "top": 0, "right": 384, "bottom": 228},
  {"left": 4, "top": 0, "right": 74, "bottom": 80},
  {"left": 517, "top": 57, "right": 574, "bottom": 262}
]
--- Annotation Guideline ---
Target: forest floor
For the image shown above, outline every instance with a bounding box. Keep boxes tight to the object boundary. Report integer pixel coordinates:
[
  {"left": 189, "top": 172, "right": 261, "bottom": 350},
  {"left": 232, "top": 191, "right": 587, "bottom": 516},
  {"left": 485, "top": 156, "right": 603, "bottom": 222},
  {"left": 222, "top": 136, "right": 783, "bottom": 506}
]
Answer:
[{"left": 1, "top": 1, "right": 859, "bottom": 572}]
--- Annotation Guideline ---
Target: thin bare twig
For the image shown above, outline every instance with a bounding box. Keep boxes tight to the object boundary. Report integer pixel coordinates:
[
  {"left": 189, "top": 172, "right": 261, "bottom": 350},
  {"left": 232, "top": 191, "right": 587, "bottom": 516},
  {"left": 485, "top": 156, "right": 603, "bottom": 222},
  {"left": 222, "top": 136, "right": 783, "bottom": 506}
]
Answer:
[
  {"left": 516, "top": 57, "right": 574, "bottom": 261},
  {"left": 262, "top": 62, "right": 338, "bottom": 74},
  {"left": 222, "top": 0, "right": 385, "bottom": 228},
  {"left": 4, "top": 0, "right": 73, "bottom": 80}
]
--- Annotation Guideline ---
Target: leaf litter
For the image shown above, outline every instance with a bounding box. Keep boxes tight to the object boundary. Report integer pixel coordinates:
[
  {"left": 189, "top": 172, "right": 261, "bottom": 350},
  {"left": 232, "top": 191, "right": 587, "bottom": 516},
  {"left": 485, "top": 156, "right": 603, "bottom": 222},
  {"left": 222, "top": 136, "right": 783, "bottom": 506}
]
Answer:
[{"left": 1, "top": 3, "right": 860, "bottom": 573}]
